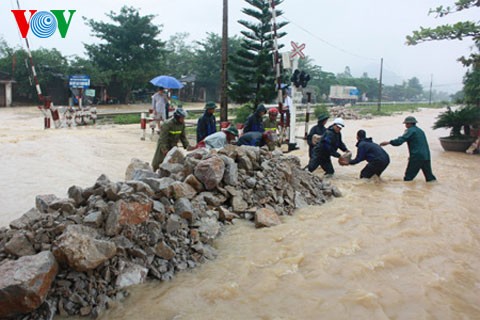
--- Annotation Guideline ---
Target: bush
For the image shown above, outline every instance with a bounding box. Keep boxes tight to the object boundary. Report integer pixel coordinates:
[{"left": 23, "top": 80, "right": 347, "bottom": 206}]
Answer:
[
  {"left": 233, "top": 103, "right": 254, "bottom": 124},
  {"left": 313, "top": 104, "right": 330, "bottom": 119},
  {"left": 112, "top": 114, "right": 141, "bottom": 125}
]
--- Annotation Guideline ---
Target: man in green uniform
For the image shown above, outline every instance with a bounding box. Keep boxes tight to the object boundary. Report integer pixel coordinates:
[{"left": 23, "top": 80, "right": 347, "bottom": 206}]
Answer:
[
  {"left": 152, "top": 108, "right": 194, "bottom": 171},
  {"left": 380, "top": 116, "right": 437, "bottom": 182}
]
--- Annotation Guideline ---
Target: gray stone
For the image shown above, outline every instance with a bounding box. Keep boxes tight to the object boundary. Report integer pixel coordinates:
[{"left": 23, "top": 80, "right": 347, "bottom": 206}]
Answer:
[
  {"left": 125, "top": 180, "right": 155, "bottom": 197},
  {"left": 198, "top": 217, "right": 221, "bottom": 242},
  {"left": 143, "top": 177, "right": 175, "bottom": 197},
  {"left": 125, "top": 158, "right": 152, "bottom": 180},
  {"left": 5, "top": 231, "right": 36, "bottom": 257},
  {"left": 232, "top": 196, "right": 248, "bottom": 213},
  {"left": 9, "top": 208, "right": 42, "bottom": 230},
  {"left": 202, "top": 192, "right": 227, "bottom": 207},
  {"left": 115, "top": 263, "right": 149, "bottom": 289},
  {"left": 220, "top": 155, "right": 238, "bottom": 186},
  {"left": 67, "top": 185, "right": 84, "bottom": 206},
  {"left": 174, "top": 198, "right": 196, "bottom": 224},
  {"left": 83, "top": 211, "right": 103, "bottom": 228},
  {"left": 35, "top": 194, "right": 60, "bottom": 213},
  {"left": 132, "top": 169, "right": 158, "bottom": 181},
  {"left": 163, "top": 147, "right": 185, "bottom": 165},
  {"left": 166, "top": 214, "right": 187, "bottom": 234}
]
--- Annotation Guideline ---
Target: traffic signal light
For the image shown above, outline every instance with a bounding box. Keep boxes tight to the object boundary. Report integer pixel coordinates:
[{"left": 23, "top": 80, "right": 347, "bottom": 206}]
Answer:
[
  {"left": 291, "top": 69, "right": 300, "bottom": 88},
  {"left": 302, "top": 73, "right": 310, "bottom": 88}
]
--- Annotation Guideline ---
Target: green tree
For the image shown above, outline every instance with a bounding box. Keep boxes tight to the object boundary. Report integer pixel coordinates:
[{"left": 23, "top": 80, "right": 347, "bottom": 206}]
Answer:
[
  {"left": 163, "top": 32, "right": 196, "bottom": 78},
  {"left": 84, "top": 6, "right": 165, "bottom": 103},
  {"left": 229, "top": 0, "right": 288, "bottom": 106},
  {"left": 0, "top": 45, "right": 70, "bottom": 103},
  {"left": 194, "top": 33, "right": 243, "bottom": 101},
  {"left": 406, "top": 0, "right": 479, "bottom": 106}
]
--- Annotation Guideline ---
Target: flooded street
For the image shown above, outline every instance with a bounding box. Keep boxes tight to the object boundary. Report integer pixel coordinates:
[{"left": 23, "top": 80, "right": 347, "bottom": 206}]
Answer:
[{"left": 1, "top": 107, "right": 479, "bottom": 319}]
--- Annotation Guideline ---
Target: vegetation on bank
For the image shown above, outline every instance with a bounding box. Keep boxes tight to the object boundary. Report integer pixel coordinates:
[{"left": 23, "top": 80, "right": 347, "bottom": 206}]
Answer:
[{"left": 107, "top": 102, "right": 448, "bottom": 126}]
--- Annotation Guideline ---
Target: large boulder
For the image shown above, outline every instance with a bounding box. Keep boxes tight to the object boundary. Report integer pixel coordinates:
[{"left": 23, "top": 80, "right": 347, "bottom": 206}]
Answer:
[
  {"left": 194, "top": 156, "right": 225, "bottom": 191},
  {"left": 53, "top": 225, "right": 116, "bottom": 272},
  {"left": 0, "top": 251, "right": 58, "bottom": 318}
]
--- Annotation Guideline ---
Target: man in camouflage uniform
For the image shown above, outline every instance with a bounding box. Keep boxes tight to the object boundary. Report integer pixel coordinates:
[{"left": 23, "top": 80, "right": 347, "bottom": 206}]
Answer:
[{"left": 152, "top": 108, "right": 194, "bottom": 171}]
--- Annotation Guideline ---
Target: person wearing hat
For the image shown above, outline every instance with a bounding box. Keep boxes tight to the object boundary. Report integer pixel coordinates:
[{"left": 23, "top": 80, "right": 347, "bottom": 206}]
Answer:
[
  {"left": 307, "top": 117, "right": 350, "bottom": 175},
  {"left": 243, "top": 104, "right": 267, "bottom": 134},
  {"left": 263, "top": 107, "right": 279, "bottom": 133},
  {"left": 202, "top": 126, "right": 239, "bottom": 150},
  {"left": 307, "top": 113, "right": 330, "bottom": 158},
  {"left": 152, "top": 108, "right": 194, "bottom": 171},
  {"left": 380, "top": 116, "right": 436, "bottom": 182},
  {"left": 237, "top": 130, "right": 277, "bottom": 151},
  {"left": 196, "top": 101, "right": 217, "bottom": 143},
  {"left": 341, "top": 130, "right": 390, "bottom": 179}
]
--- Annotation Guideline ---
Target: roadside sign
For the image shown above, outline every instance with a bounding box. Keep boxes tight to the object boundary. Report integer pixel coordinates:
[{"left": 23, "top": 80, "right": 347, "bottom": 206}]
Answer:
[
  {"left": 290, "top": 41, "right": 306, "bottom": 59},
  {"left": 69, "top": 75, "right": 90, "bottom": 88}
]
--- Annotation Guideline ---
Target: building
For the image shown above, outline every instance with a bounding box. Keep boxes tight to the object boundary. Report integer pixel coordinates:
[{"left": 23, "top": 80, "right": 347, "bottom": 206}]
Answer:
[{"left": 0, "top": 71, "right": 15, "bottom": 107}]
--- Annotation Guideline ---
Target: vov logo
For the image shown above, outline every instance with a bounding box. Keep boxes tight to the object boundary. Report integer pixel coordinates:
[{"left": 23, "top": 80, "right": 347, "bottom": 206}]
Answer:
[{"left": 11, "top": 10, "right": 76, "bottom": 38}]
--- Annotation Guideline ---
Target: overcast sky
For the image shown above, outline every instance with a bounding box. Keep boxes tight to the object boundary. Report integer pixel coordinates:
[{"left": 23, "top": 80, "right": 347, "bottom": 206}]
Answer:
[{"left": 1, "top": 0, "right": 478, "bottom": 93}]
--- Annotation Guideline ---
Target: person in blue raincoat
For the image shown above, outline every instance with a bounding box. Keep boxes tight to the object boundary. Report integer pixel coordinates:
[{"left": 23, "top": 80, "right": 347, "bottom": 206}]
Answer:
[
  {"left": 237, "top": 131, "right": 277, "bottom": 151},
  {"left": 196, "top": 101, "right": 217, "bottom": 143},
  {"left": 243, "top": 104, "right": 267, "bottom": 133},
  {"left": 306, "top": 113, "right": 329, "bottom": 159},
  {"left": 307, "top": 118, "right": 349, "bottom": 175},
  {"left": 343, "top": 130, "right": 390, "bottom": 178}
]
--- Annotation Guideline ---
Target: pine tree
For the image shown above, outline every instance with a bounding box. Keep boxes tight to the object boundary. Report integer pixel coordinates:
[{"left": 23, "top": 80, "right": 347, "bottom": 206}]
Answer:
[{"left": 229, "top": 0, "right": 288, "bottom": 106}]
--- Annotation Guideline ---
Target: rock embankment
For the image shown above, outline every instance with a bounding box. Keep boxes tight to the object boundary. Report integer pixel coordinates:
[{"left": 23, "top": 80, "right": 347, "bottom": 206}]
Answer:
[{"left": 0, "top": 145, "right": 340, "bottom": 319}]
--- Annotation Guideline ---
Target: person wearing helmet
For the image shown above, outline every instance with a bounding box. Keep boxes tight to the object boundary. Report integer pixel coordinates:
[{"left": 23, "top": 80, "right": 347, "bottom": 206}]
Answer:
[
  {"left": 196, "top": 101, "right": 217, "bottom": 143},
  {"left": 237, "top": 130, "right": 277, "bottom": 151},
  {"left": 341, "top": 130, "right": 390, "bottom": 179},
  {"left": 307, "top": 117, "right": 349, "bottom": 175},
  {"left": 151, "top": 107, "right": 194, "bottom": 171},
  {"left": 202, "top": 126, "right": 239, "bottom": 150},
  {"left": 307, "top": 113, "right": 330, "bottom": 158},
  {"left": 263, "top": 108, "right": 279, "bottom": 133},
  {"left": 380, "top": 116, "right": 436, "bottom": 182},
  {"left": 243, "top": 104, "right": 267, "bottom": 133}
]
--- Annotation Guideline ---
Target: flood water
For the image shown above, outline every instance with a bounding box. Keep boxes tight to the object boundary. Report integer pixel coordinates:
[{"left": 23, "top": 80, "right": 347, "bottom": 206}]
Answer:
[{"left": 1, "top": 106, "right": 479, "bottom": 319}]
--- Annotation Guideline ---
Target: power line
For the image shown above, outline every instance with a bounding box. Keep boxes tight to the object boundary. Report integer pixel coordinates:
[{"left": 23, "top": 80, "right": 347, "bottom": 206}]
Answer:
[{"left": 280, "top": 15, "right": 377, "bottom": 62}]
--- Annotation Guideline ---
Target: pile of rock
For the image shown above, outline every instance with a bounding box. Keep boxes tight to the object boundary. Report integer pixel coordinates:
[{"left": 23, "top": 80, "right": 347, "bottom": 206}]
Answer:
[
  {"left": 329, "top": 106, "right": 371, "bottom": 120},
  {"left": 0, "top": 145, "right": 340, "bottom": 319}
]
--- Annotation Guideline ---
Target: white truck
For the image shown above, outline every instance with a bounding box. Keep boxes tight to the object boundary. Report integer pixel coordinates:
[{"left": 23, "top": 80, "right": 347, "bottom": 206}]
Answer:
[{"left": 329, "top": 85, "right": 359, "bottom": 105}]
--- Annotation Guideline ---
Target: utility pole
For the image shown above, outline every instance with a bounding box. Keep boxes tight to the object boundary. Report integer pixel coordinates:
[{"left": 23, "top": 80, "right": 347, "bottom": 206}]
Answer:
[
  {"left": 429, "top": 74, "right": 433, "bottom": 105},
  {"left": 377, "top": 57, "right": 383, "bottom": 112},
  {"left": 220, "top": 0, "right": 228, "bottom": 122}
]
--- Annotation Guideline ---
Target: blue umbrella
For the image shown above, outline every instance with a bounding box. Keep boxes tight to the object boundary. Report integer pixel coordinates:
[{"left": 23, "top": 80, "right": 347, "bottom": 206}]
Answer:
[{"left": 150, "top": 75, "right": 184, "bottom": 89}]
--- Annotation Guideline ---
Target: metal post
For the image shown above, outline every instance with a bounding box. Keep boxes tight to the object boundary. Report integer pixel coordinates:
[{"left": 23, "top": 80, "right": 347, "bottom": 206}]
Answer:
[
  {"left": 140, "top": 112, "right": 147, "bottom": 140},
  {"left": 377, "top": 57, "right": 383, "bottom": 112},
  {"left": 429, "top": 74, "right": 433, "bottom": 105},
  {"left": 288, "top": 57, "right": 299, "bottom": 151},
  {"left": 304, "top": 92, "right": 311, "bottom": 139}
]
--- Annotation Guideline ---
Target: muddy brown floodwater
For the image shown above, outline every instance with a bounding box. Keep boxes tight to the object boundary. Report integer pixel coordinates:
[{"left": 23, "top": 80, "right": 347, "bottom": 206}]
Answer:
[{"left": 1, "top": 107, "right": 479, "bottom": 319}]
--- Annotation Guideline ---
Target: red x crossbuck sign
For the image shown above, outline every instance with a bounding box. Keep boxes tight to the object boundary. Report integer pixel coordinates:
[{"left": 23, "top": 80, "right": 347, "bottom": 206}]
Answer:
[{"left": 290, "top": 41, "right": 306, "bottom": 59}]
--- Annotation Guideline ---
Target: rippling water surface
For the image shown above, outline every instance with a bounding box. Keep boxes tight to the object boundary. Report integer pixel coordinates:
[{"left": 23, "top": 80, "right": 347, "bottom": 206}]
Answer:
[{"left": 1, "top": 107, "right": 479, "bottom": 319}]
